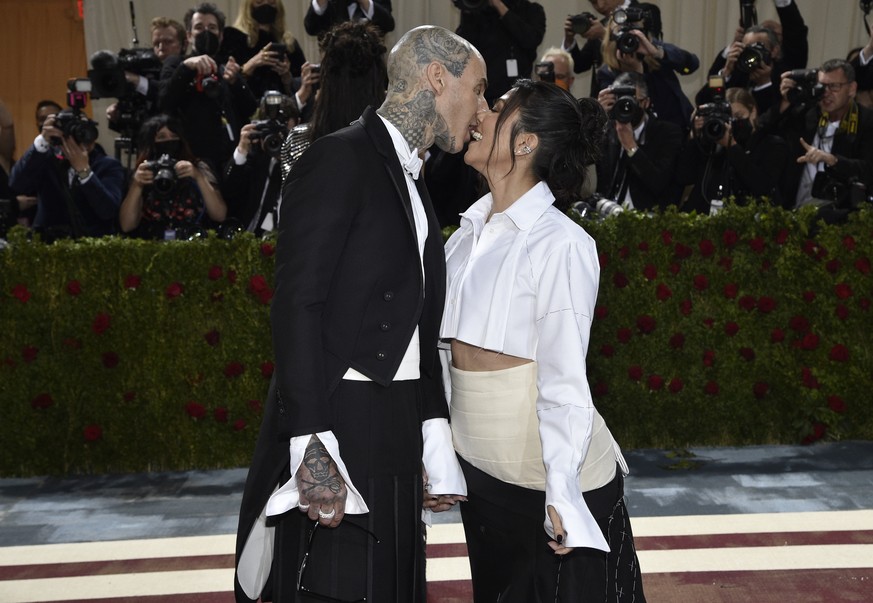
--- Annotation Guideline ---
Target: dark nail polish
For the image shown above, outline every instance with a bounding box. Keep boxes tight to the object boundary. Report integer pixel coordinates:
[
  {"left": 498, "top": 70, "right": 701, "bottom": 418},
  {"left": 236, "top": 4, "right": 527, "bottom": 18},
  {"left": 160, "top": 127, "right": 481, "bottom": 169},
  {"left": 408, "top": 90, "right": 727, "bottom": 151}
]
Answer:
[{"left": 556, "top": 534, "right": 563, "bottom": 544}]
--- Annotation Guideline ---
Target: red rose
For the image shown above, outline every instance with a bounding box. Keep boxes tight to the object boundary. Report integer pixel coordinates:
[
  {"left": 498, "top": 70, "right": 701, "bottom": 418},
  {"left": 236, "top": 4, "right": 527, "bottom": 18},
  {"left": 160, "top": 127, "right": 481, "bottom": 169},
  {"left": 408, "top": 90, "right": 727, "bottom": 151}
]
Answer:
[
  {"left": 204, "top": 329, "right": 221, "bottom": 347},
  {"left": 656, "top": 283, "right": 672, "bottom": 301},
  {"left": 22, "top": 346, "right": 39, "bottom": 363},
  {"left": 703, "top": 317, "right": 715, "bottom": 328},
  {"left": 861, "top": 298, "right": 871, "bottom": 312},
  {"left": 835, "top": 304, "right": 849, "bottom": 320},
  {"left": 642, "top": 263, "right": 658, "bottom": 281},
  {"left": 227, "top": 270, "right": 238, "bottom": 284},
  {"left": 249, "top": 274, "right": 268, "bottom": 293},
  {"left": 679, "top": 299, "right": 693, "bottom": 316},
  {"left": 801, "top": 367, "right": 820, "bottom": 389},
  {"left": 233, "top": 419, "right": 247, "bottom": 431},
  {"left": 600, "top": 344, "right": 615, "bottom": 358},
  {"left": 789, "top": 315, "right": 810, "bottom": 333},
  {"left": 855, "top": 257, "right": 871, "bottom": 275},
  {"left": 83, "top": 424, "right": 103, "bottom": 442},
  {"left": 260, "top": 361, "right": 274, "bottom": 378},
  {"left": 613, "top": 272, "right": 629, "bottom": 289},
  {"left": 802, "top": 290, "right": 816, "bottom": 303},
  {"left": 739, "top": 347, "right": 756, "bottom": 361},
  {"left": 827, "top": 395, "right": 846, "bottom": 413},
  {"left": 185, "top": 401, "right": 206, "bottom": 419},
  {"left": 834, "top": 282, "right": 853, "bottom": 299},
  {"left": 636, "top": 315, "right": 656, "bottom": 334},
  {"left": 12, "top": 284, "right": 32, "bottom": 303},
  {"left": 738, "top": 294, "right": 756, "bottom": 310},
  {"left": 774, "top": 229, "right": 789, "bottom": 245},
  {"left": 165, "top": 282, "right": 184, "bottom": 299},
  {"left": 618, "top": 245, "right": 630, "bottom": 259},
  {"left": 124, "top": 274, "right": 142, "bottom": 289},
  {"left": 722, "top": 230, "right": 739, "bottom": 248},
  {"left": 669, "top": 333, "right": 685, "bottom": 349},
  {"left": 698, "top": 239, "right": 715, "bottom": 257},
  {"left": 592, "top": 381, "right": 609, "bottom": 397},
  {"left": 66, "top": 280, "right": 82, "bottom": 296},
  {"left": 826, "top": 259, "right": 842, "bottom": 274},
  {"left": 717, "top": 256, "right": 733, "bottom": 271},
  {"left": 261, "top": 242, "right": 275, "bottom": 257},
  {"left": 669, "top": 262, "right": 682, "bottom": 275},
  {"left": 703, "top": 349, "right": 715, "bottom": 367},
  {"left": 594, "top": 306, "right": 609, "bottom": 320},
  {"left": 101, "top": 352, "right": 119, "bottom": 368},
  {"left": 693, "top": 274, "right": 709, "bottom": 291},
  {"left": 123, "top": 391, "right": 136, "bottom": 402},
  {"left": 757, "top": 296, "right": 776, "bottom": 313},
  {"left": 704, "top": 381, "right": 720, "bottom": 395},
  {"left": 617, "top": 328, "right": 633, "bottom": 344},
  {"left": 647, "top": 374, "right": 664, "bottom": 390},
  {"left": 801, "top": 422, "right": 826, "bottom": 445},
  {"left": 257, "top": 289, "right": 274, "bottom": 305},
  {"left": 800, "top": 332, "right": 820, "bottom": 351},
  {"left": 829, "top": 344, "right": 850, "bottom": 362},
  {"left": 668, "top": 378, "right": 684, "bottom": 393},
  {"left": 31, "top": 393, "right": 54, "bottom": 409},
  {"left": 91, "top": 313, "right": 111, "bottom": 335},
  {"left": 674, "top": 243, "right": 693, "bottom": 259},
  {"left": 637, "top": 241, "right": 650, "bottom": 252},
  {"left": 771, "top": 328, "right": 786, "bottom": 343},
  {"left": 224, "top": 361, "right": 245, "bottom": 378},
  {"left": 248, "top": 399, "right": 264, "bottom": 413},
  {"left": 208, "top": 265, "right": 223, "bottom": 281},
  {"left": 724, "top": 321, "right": 740, "bottom": 337},
  {"left": 801, "top": 239, "right": 818, "bottom": 257},
  {"left": 661, "top": 230, "right": 673, "bottom": 245},
  {"left": 628, "top": 365, "right": 643, "bottom": 381},
  {"left": 748, "top": 237, "right": 765, "bottom": 254},
  {"left": 214, "top": 407, "right": 229, "bottom": 423},
  {"left": 753, "top": 382, "right": 769, "bottom": 399},
  {"left": 842, "top": 235, "right": 856, "bottom": 251}
]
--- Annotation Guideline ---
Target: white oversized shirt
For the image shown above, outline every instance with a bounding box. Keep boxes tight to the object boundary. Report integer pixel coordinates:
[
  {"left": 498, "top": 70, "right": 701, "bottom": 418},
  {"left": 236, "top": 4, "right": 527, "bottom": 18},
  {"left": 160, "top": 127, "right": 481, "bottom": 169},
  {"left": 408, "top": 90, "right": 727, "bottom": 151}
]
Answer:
[{"left": 441, "top": 181, "right": 615, "bottom": 551}]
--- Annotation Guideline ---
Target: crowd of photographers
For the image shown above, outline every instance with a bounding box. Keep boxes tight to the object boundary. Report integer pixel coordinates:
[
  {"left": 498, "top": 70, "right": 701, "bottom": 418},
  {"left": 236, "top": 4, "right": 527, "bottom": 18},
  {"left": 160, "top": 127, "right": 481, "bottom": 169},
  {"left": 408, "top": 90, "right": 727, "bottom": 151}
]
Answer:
[{"left": 1, "top": 0, "right": 872, "bottom": 242}]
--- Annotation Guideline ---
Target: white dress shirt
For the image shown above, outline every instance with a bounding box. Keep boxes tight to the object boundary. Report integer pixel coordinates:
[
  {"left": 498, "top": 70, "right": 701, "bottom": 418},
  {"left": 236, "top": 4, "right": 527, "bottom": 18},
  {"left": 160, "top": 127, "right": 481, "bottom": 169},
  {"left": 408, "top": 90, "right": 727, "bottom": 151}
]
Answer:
[{"left": 441, "top": 181, "right": 625, "bottom": 551}]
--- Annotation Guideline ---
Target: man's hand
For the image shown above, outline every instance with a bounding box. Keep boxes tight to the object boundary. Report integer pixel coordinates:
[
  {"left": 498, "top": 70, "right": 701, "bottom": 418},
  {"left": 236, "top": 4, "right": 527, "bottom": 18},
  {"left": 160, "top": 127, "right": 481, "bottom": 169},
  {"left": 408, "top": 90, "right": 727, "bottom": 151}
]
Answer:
[
  {"left": 297, "top": 435, "right": 347, "bottom": 528},
  {"left": 237, "top": 123, "right": 258, "bottom": 156},
  {"left": 183, "top": 54, "right": 217, "bottom": 76},
  {"left": 797, "top": 137, "right": 837, "bottom": 167},
  {"left": 421, "top": 466, "right": 466, "bottom": 513},
  {"left": 615, "top": 120, "right": 636, "bottom": 151},
  {"left": 60, "top": 136, "right": 90, "bottom": 172},
  {"left": 224, "top": 57, "right": 241, "bottom": 84},
  {"left": 597, "top": 87, "right": 616, "bottom": 112},
  {"left": 40, "top": 115, "right": 64, "bottom": 145}
]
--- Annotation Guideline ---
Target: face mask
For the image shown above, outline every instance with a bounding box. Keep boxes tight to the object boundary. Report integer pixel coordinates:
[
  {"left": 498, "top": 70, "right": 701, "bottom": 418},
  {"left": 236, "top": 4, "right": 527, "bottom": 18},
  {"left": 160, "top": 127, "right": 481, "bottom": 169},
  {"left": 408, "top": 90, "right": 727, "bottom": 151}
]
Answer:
[
  {"left": 731, "top": 117, "right": 753, "bottom": 146},
  {"left": 251, "top": 4, "right": 278, "bottom": 25},
  {"left": 154, "top": 139, "right": 181, "bottom": 158},
  {"left": 193, "top": 30, "right": 220, "bottom": 56}
]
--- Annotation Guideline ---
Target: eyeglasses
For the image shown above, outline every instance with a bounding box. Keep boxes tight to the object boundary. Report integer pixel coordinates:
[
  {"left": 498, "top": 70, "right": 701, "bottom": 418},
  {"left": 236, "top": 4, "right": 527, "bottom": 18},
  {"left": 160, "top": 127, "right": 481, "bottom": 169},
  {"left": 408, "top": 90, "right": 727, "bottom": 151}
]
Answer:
[
  {"left": 821, "top": 81, "right": 850, "bottom": 92},
  {"left": 296, "top": 520, "right": 380, "bottom": 602}
]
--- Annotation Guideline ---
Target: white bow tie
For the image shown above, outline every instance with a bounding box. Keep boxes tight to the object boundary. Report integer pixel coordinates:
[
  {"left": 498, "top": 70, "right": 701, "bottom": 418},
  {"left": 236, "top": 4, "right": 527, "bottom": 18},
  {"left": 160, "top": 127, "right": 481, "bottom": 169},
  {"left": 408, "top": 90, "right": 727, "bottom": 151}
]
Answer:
[{"left": 402, "top": 152, "right": 422, "bottom": 180}]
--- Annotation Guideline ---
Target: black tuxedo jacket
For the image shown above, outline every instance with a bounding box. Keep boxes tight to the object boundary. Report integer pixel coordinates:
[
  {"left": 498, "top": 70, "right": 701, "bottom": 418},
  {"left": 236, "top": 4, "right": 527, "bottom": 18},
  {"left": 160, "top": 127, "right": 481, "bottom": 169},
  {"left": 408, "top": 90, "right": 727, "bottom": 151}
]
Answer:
[
  {"left": 233, "top": 106, "right": 448, "bottom": 601},
  {"left": 595, "top": 116, "right": 684, "bottom": 210},
  {"left": 304, "top": 0, "right": 394, "bottom": 37}
]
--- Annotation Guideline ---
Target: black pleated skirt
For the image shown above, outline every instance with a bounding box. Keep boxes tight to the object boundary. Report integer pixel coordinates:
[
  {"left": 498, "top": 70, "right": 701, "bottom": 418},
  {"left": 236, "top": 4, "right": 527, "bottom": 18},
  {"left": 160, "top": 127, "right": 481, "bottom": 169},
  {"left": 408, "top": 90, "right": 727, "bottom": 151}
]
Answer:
[
  {"left": 267, "top": 379, "right": 427, "bottom": 603},
  {"left": 458, "top": 456, "right": 647, "bottom": 603}
]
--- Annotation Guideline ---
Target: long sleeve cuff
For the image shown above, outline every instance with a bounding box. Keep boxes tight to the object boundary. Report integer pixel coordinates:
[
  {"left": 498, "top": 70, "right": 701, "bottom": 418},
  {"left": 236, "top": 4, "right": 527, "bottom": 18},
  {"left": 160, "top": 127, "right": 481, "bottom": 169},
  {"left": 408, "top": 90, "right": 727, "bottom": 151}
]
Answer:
[
  {"left": 34, "top": 134, "right": 51, "bottom": 153},
  {"left": 310, "top": 0, "right": 326, "bottom": 15},
  {"left": 422, "top": 418, "right": 466, "bottom": 495},
  {"left": 544, "top": 471, "right": 609, "bottom": 551},
  {"left": 266, "top": 430, "right": 369, "bottom": 516}
]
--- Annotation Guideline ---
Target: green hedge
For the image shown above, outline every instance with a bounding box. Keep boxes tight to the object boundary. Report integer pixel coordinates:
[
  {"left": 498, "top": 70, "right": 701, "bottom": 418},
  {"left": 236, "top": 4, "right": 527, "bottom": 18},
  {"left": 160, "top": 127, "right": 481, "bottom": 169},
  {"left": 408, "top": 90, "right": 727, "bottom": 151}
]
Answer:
[{"left": 1, "top": 203, "right": 871, "bottom": 477}]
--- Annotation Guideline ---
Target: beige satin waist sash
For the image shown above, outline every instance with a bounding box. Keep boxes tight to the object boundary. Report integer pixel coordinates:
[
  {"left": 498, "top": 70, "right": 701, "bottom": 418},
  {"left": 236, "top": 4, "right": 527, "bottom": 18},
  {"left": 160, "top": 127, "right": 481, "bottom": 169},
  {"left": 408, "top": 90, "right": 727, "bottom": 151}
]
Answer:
[{"left": 450, "top": 363, "right": 618, "bottom": 492}]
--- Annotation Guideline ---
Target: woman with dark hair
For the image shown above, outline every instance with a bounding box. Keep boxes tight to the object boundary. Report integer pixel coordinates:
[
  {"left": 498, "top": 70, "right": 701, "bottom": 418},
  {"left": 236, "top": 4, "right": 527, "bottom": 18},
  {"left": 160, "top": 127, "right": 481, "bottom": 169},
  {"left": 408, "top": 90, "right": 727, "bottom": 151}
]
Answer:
[
  {"left": 440, "top": 79, "right": 647, "bottom": 602},
  {"left": 279, "top": 21, "right": 387, "bottom": 181},
  {"left": 119, "top": 114, "right": 226, "bottom": 239}
]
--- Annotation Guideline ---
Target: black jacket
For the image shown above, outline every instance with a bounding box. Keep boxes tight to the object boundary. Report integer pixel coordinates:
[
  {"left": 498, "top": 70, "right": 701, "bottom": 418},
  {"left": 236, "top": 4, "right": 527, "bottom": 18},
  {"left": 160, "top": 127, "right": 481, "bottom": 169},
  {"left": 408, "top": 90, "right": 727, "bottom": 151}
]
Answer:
[{"left": 304, "top": 0, "right": 394, "bottom": 37}]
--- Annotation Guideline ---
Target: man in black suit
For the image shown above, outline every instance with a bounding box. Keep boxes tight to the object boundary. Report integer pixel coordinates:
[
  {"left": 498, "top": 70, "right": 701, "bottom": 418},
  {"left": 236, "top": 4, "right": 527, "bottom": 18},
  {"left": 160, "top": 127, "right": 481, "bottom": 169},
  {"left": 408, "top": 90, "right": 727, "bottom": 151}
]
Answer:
[
  {"left": 304, "top": 0, "right": 394, "bottom": 38},
  {"left": 595, "top": 71, "right": 684, "bottom": 211},
  {"left": 234, "top": 25, "right": 487, "bottom": 603}
]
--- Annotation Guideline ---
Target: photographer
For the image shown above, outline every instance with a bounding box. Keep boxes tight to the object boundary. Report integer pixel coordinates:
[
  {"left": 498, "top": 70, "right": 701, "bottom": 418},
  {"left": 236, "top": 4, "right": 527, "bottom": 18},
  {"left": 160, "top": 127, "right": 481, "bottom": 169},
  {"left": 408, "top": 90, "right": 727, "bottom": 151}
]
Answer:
[
  {"left": 119, "top": 114, "right": 226, "bottom": 239},
  {"left": 594, "top": 71, "right": 684, "bottom": 211},
  {"left": 535, "top": 47, "right": 575, "bottom": 92},
  {"left": 159, "top": 3, "right": 259, "bottom": 174},
  {"left": 454, "top": 0, "right": 546, "bottom": 104},
  {"left": 304, "top": 0, "right": 395, "bottom": 38},
  {"left": 761, "top": 59, "right": 873, "bottom": 211},
  {"left": 8, "top": 95, "right": 124, "bottom": 239},
  {"left": 677, "top": 87, "right": 789, "bottom": 213},
  {"left": 595, "top": 3, "right": 699, "bottom": 133},
  {"left": 706, "top": 25, "right": 782, "bottom": 115},
  {"left": 222, "top": 91, "right": 299, "bottom": 235}
]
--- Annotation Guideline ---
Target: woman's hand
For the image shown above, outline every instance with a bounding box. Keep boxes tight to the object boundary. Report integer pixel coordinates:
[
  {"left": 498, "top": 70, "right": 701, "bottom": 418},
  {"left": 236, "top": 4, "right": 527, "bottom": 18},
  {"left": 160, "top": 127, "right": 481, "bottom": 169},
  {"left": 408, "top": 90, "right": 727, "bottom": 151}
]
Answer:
[
  {"left": 547, "top": 505, "right": 574, "bottom": 555},
  {"left": 132, "top": 161, "right": 154, "bottom": 187},
  {"left": 174, "top": 159, "right": 199, "bottom": 181}
]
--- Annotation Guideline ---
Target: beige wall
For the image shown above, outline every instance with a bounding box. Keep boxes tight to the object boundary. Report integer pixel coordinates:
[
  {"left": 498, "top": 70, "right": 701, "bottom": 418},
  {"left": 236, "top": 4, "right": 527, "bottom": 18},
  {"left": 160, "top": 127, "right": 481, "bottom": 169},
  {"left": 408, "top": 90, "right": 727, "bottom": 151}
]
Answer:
[{"left": 76, "top": 0, "right": 871, "bottom": 150}]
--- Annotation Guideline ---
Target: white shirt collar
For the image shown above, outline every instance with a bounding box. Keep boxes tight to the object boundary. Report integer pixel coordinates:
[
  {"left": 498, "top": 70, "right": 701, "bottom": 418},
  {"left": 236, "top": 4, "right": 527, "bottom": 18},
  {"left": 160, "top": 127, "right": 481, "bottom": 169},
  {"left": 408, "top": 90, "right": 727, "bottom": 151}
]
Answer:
[
  {"left": 460, "top": 181, "right": 556, "bottom": 232},
  {"left": 377, "top": 115, "right": 422, "bottom": 179}
]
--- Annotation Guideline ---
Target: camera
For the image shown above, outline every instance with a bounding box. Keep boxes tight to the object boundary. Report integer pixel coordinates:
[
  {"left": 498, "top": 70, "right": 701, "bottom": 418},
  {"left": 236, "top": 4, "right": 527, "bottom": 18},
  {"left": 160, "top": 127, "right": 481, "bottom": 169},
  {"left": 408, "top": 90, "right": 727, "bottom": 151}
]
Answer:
[
  {"left": 535, "top": 61, "right": 555, "bottom": 83},
  {"left": 608, "top": 85, "right": 641, "bottom": 124},
  {"left": 572, "top": 194, "right": 624, "bottom": 221},
  {"left": 786, "top": 69, "right": 824, "bottom": 108},
  {"left": 52, "top": 79, "right": 99, "bottom": 146},
  {"left": 269, "top": 42, "right": 287, "bottom": 56},
  {"left": 88, "top": 48, "right": 161, "bottom": 99},
  {"left": 452, "top": 0, "right": 488, "bottom": 11},
  {"left": 697, "top": 100, "right": 733, "bottom": 143},
  {"left": 569, "top": 12, "right": 597, "bottom": 36},
  {"left": 736, "top": 42, "right": 771, "bottom": 74},
  {"left": 144, "top": 154, "right": 178, "bottom": 199},
  {"left": 250, "top": 91, "right": 292, "bottom": 157},
  {"left": 194, "top": 72, "right": 221, "bottom": 98},
  {"left": 613, "top": 26, "right": 643, "bottom": 54},
  {"left": 739, "top": 0, "right": 757, "bottom": 30}
]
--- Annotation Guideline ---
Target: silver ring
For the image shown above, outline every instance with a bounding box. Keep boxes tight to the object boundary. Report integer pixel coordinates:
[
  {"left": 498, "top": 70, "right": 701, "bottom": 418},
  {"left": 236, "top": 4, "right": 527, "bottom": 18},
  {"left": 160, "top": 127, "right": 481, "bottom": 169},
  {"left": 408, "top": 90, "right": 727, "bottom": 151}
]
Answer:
[
  {"left": 298, "top": 503, "right": 310, "bottom": 511},
  {"left": 317, "top": 508, "right": 336, "bottom": 520}
]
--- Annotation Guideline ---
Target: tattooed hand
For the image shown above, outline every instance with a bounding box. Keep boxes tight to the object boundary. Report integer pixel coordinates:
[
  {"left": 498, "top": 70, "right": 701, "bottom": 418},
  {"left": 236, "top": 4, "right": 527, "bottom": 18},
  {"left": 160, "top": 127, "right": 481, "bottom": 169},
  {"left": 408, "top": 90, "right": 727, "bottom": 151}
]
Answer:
[{"left": 297, "top": 435, "right": 347, "bottom": 527}]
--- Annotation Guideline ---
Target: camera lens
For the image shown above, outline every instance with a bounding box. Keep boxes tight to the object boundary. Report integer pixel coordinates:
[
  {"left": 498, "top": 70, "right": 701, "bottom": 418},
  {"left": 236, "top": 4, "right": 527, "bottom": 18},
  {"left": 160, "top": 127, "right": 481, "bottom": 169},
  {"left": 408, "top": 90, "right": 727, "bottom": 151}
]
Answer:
[{"left": 616, "top": 31, "right": 640, "bottom": 54}]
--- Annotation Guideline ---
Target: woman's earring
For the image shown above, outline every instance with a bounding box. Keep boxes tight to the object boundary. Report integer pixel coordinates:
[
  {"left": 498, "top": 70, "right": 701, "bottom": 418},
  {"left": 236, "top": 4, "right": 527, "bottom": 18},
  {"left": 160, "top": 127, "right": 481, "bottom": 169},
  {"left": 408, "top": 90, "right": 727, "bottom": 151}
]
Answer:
[{"left": 515, "top": 145, "right": 532, "bottom": 156}]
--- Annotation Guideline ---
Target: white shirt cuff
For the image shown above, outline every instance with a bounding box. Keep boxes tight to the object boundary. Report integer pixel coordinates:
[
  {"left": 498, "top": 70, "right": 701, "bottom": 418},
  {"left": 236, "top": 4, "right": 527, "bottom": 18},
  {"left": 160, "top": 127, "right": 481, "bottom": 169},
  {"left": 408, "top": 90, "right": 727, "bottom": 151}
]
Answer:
[
  {"left": 311, "top": 0, "right": 326, "bottom": 15},
  {"left": 860, "top": 48, "right": 873, "bottom": 66},
  {"left": 774, "top": 0, "right": 792, "bottom": 7},
  {"left": 422, "top": 418, "right": 466, "bottom": 496},
  {"left": 561, "top": 40, "right": 578, "bottom": 53},
  {"left": 233, "top": 147, "right": 248, "bottom": 165},
  {"left": 135, "top": 75, "right": 149, "bottom": 96},
  {"left": 265, "top": 431, "right": 369, "bottom": 517},
  {"left": 34, "top": 134, "right": 51, "bottom": 153}
]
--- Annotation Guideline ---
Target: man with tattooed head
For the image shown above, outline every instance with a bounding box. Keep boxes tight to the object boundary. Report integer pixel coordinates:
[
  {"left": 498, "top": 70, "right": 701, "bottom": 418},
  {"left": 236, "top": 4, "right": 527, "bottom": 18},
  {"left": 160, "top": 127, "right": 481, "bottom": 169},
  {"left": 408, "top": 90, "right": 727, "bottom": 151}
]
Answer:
[{"left": 233, "top": 25, "right": 487, "bottom": 603}]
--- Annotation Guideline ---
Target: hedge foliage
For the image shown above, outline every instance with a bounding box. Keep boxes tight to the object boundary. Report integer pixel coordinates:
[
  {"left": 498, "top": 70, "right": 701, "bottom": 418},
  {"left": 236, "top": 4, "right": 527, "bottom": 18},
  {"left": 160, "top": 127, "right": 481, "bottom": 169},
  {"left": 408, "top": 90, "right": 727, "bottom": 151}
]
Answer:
[{"left": 1, "top": 203, "right": 872, "bottom": 477}]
